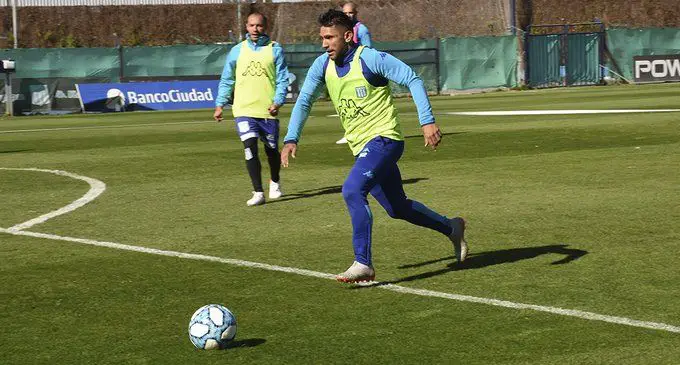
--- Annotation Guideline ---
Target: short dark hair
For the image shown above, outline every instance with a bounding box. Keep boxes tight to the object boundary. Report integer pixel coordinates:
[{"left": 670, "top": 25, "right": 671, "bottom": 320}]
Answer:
[
  {"left": 318, "top": 9, "right": 353, "bottom": 30},
  {"left": 247, "top": 11, "right": 268, "bottom": 26}
]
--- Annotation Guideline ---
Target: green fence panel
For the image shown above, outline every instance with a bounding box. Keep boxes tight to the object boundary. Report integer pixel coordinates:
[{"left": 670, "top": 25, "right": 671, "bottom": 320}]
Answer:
[
  {"left": 280, "top": 40, "right": 439, "bottom": 96},
  {"left": 0, "top": 37, "right": 522, "bottom": 114},
  {"left": 122, "top": 44, "right": 231, "bottom": 78},
  {"left": 281, "top": 43, "right": 323, "bottom": 96},
  {"left": 439, "top": 35, "right": 517, "bottom": 90},
  {"left": 567, "top": 33, "right": 600, "bottom": 85},
  {"left": 527, "top": 34, "right": 561, "bottom": 87},
  {"left": 376, "top": 39, "right": 438, "bottom": 93},
  {"left": 282, "top": 43, "right": 323, "bottom": 65},
  {"left": 282, "top": 40, "right": 439, "bottom": 95},
  {"left": 0, "top": 47, "right": 119, "bottom": 79},
  {"left": 606, "top": 28, "right": 680, "bottom": 81}
]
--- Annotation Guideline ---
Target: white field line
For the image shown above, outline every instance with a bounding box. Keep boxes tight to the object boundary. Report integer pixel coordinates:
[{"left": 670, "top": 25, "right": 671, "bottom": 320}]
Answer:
[
  {"left": 0, "top": 168, "right": 106, "bottom": 232},
  {"left": 2, "top": 168, "right": 680, "bottom": 334},
  {"left": 0, "top": 228, "right": 335, "bottom": 280},
  {"left": 446, "top": 109, "right": 680, "bottom": 116},
  {"left": 328, "top": 109, "right": 680, "bottom": 118},
  {"left": 0, "top": 120, "right": 213, "bottom": 134},
  {"left": 1, "top": 227, "right": 679, "bottom": 334}
]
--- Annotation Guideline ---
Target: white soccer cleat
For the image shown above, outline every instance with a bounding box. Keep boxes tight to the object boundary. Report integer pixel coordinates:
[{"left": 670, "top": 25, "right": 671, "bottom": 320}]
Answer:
[
  {"left": 246, "top": 191, "right": 265, "bottom": 206},
  {"left": 269, "top": 180, "right": 282, "bottom": 199},
  {"left": 448, "top": 217, "right": 468, "bottom": 263},
  {"left": 335, "top": 137, "right": 348, "bottom": 144},
  {"left": 336, "top": 261, "right": 375, "bottom": 283}
]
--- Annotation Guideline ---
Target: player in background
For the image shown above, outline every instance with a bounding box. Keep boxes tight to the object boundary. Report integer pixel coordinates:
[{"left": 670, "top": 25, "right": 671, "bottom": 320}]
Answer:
[
  {"left": 280, "top": 9, "right": 468, "bottom": 283},
  {"left": 335, "top": 1, "right": 372, "bottom": 145},
  {"left": 214, "top": 12, "right": 289, "bottom": 206}
]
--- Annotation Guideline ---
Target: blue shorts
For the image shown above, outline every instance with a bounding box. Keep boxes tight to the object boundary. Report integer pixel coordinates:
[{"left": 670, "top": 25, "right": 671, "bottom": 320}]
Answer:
[
  {"left": 346, "top": 136, "right": 407, "bottom": 210},
  {"left": 234, "top": 116, "right": 279, "bottom": 149}
]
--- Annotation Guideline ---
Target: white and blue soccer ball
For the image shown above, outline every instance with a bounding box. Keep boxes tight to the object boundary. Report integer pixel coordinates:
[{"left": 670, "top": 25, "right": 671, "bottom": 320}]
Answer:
[{"left": 188, "top": 304, "right": 237, "bottom": 350}]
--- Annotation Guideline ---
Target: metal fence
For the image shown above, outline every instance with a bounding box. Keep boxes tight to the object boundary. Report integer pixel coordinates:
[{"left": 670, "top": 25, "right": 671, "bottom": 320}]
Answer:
[
  {"left": 526, "top": 23, "right": 605, "bottom": 88},
  {"left": 0, "top": 36, "right": 519, "bottom": 115}
]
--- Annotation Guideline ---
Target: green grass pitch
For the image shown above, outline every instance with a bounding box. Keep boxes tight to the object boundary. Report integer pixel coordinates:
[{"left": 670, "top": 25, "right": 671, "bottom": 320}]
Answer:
[{"left": 1, "top": 83, "right": 679, "bottom": 364}]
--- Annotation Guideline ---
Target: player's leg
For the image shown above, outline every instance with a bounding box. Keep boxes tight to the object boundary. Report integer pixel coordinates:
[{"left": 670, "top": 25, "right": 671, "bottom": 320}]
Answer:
[
  {"left": 337, "top": 137, "right": 401, "bottom": 282},
  {"left": 341, "top": 157, "right": 379, "bottom": 268},
  {"left": 370, "top": 164, "right": 451, "bottom": 235},
  {"left": 370, "top": 164, "right": 468, "bottom": 263},
  {"left": 235, "top": 117, "right": 265, "bottom": 206},
  {"left": 257, "top": 118, "right": 282, "bottom": 199}
]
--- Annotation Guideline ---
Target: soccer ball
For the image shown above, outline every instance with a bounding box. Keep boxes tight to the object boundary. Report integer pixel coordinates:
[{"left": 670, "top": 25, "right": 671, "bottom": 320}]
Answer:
[{"left": 188, "top": 304, "right": 237, "bottom": 350}]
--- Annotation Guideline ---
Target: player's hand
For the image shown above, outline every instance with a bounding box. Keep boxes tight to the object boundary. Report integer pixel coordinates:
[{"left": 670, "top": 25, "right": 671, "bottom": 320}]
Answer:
[
  {"left": 422, "top": 123, "right": 442, "bottom": 150},
  {"left": 268, "top": 103, "right": 281, "bottom": 117},
  {"left": 281, "top": 143, "right": 297, "bottom": 168},
  {"left": 213, "top": 107, "right": 223, "bottom": 122}
]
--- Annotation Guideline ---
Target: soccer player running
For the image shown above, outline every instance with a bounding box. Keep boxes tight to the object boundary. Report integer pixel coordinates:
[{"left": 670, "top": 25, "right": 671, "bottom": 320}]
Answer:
[
  {"left": 280, "top": 10, "right": 468, "bottom": 283},
  {"left": 214, "top": 12, "right": 289, "bottom": 206},
  {"left": 335, "top": 1, "right": 372, "bottom": 145}
]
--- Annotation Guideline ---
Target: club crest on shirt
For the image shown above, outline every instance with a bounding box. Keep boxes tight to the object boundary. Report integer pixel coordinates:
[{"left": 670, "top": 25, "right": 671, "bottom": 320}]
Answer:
[{"left": 355, "top": 86, "right": 368, "bottom": 98}]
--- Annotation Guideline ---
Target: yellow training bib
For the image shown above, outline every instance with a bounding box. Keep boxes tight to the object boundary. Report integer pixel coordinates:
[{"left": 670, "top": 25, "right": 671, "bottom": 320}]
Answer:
[
  {"left": 232, "top": 40, "right": 276, "bottom": 119},
  {"left": 325, "top": 46, "right": 402, "bottom": 155}
]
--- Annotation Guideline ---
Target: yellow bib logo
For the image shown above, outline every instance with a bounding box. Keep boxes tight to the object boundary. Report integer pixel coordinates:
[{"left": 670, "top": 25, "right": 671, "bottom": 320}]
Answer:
[
  {"left": 338, "top": 98, "right": 370, "bottom": 122},
  {"left": 241, "top": 61, "right": 266, "bottom": 77}
]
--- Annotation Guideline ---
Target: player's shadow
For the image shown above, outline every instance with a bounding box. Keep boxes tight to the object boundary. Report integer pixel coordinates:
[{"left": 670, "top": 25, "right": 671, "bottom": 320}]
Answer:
[
  {"left": 223, "top": 338, "right": 266, "bottom": 349},
  {"left": 266, "top": 177, "right": 429, "bottom": 204},
  {"left": 352, "top": 244, "right": 588, "bottom": 288},
  {"left": 0, "top": 149, "right": 32, "bottom": 154}
]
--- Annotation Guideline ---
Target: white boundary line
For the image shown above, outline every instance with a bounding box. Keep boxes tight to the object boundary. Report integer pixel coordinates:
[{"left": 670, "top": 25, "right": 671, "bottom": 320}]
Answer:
[
  {"left": 445, "top": 109, "right": 680, "bottom": 116},
  {"left": 1, "top": 168, "right": 679, "bottom": 334},
  {"left": 1, "top": 227, "right": 678, "bottom": 334},
  {"left": 0, "top": 168, "right": 106, "bottom": 232},
  {"left": 328, "top": 109, "right": 680, "bottom": 118},
  {"left": 0, "top": 120, "right": 213, "bottom": 134}
]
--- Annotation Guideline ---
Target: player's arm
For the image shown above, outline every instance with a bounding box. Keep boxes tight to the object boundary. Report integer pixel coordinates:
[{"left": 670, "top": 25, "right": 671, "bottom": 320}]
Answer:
[
  {"left": 281, "top": 54, "right": 328, "bottom": 167},
  {"left": 214, "top": 44, "right": 240, "bottom": 122},
  {"left": 362, "top": 49, "right": 440, "bottom": 148},
  {"left": 269, "top": 43, "right": 290, "bottom": 117},
  {"left": 357, "top": 24, "right": 372, "bottom": 48}
]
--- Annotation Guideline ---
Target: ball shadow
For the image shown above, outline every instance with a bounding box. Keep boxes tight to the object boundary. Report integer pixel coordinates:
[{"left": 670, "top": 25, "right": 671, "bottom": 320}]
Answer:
[{"left": 223, "top": 338, "right": 266, "bottom": 349}]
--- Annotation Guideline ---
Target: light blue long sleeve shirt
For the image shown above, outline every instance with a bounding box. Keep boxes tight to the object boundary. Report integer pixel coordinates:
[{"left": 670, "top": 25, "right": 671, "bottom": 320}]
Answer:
[
  {"left": 215, "top": 34, "right": 289, "bottom": 107},
  {"left": 355, "top": 22, "right": 372, "bottom": 47},
  {"left": 284, "top": 46, "right": 434, "bottom": 144}
]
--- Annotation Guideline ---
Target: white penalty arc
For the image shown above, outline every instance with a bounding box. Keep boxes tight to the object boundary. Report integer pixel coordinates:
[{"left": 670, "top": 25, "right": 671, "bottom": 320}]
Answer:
[
  {"left": 446, "top": 109, "right": 680, "bottom": 116},
  {"left": 0, "top": 168, "right": 106, "bottom": 232},
  {"left": 1, "top": 168, "right": 679, "bottom": 335}
]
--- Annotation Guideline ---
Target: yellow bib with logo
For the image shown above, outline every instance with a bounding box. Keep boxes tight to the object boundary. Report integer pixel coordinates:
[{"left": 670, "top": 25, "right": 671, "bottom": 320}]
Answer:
[
  {"left": 233, "top": 40, "right": 276, "bottom": 119},
  {"left": 325, "top": 46, "right": 402, "bottom": 155}
]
